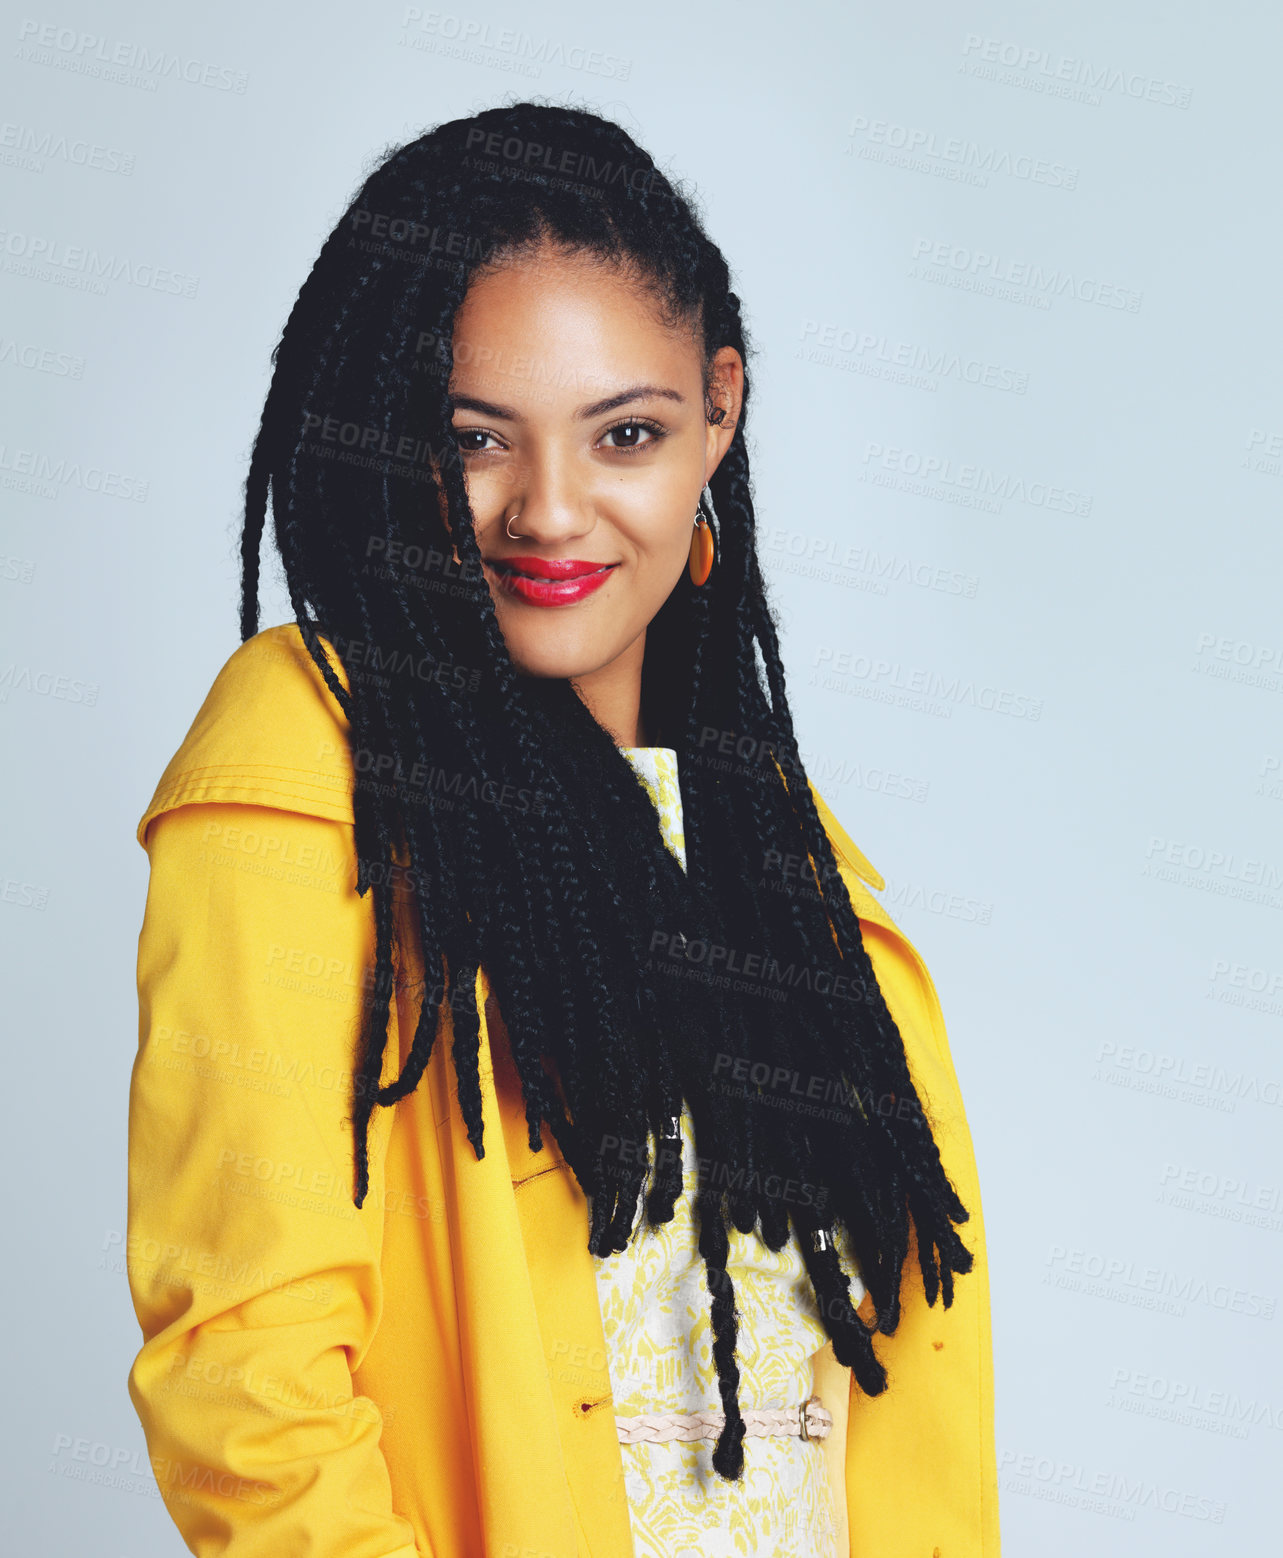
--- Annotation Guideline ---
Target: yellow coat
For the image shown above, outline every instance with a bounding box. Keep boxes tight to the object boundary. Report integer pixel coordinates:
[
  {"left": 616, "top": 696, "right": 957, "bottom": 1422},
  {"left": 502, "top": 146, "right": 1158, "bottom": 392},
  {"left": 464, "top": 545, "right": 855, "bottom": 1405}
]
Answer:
[{"left": 127, "top": 623, "right": 1000, "bottom": 1557}]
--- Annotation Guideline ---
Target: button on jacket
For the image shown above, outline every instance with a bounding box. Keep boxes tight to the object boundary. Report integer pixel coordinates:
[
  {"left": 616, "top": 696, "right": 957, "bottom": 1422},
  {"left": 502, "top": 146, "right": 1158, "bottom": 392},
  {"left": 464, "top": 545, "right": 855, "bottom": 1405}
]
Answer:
[{"left": 126, "top": 623, "right": 1001, "bottom": 1557}]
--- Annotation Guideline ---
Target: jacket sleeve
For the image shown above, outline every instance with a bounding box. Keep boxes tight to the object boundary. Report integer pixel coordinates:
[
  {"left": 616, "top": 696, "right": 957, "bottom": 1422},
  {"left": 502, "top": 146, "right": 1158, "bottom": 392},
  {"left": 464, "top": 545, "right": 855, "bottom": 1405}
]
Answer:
[
  {"left": 127, "top": 799, "right": 424, "bottom": 1558},
  {"left": 824, "top": 855, "right": 1001, "bottom": 1556}
]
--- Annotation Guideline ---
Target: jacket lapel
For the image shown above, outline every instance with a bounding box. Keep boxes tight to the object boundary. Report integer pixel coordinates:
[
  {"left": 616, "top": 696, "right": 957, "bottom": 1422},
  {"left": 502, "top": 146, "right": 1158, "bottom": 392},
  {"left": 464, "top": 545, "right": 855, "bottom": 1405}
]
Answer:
[
  {"left": 435, "top": 966, "right": 636, "bottom": 1557},
  {"left": 427, "top": 967, "right": 589, "bottom": 1557}
]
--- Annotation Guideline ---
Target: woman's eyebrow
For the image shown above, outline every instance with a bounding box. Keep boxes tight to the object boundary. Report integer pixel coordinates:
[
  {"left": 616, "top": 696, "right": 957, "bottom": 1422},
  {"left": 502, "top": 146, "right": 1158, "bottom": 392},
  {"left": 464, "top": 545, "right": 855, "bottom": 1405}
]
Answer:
[
  {"left": 448, "top": 384, "right": 686, "bottom": 421},
  {"left": 448, "top": 393, "right": 521, "bottom": 419},
  {"left": 578, "top": 384, "right": 686, "bottom": 419}
]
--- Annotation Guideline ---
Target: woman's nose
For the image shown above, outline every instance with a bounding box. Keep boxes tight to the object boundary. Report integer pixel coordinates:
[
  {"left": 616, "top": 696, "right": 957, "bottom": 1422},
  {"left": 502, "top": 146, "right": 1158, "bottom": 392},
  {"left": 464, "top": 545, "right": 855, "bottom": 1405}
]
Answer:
[{"left": 500, "top": 455, "right": 597, "bottom": 544}]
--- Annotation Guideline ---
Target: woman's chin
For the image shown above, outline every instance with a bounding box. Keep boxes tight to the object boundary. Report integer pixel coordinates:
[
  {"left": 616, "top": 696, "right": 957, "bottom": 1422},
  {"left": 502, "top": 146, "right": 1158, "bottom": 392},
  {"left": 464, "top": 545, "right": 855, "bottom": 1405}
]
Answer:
[{"left": 508, "top": 646, "right": 616, "bottom": 682}]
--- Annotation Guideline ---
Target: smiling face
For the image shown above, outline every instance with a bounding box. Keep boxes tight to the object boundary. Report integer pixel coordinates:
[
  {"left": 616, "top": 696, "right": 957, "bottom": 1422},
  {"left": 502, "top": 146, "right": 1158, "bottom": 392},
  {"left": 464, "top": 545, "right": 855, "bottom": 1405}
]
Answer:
[{"left": 441, "top": 241, "right": 742, "bottom": 746}]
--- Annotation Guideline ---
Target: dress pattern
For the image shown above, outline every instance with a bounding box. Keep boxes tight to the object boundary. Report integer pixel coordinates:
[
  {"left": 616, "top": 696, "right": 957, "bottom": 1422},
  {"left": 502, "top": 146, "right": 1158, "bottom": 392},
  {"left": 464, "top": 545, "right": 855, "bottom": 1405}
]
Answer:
[{"left": 593, "top": 746, "right": 852, "bottom": 1558}]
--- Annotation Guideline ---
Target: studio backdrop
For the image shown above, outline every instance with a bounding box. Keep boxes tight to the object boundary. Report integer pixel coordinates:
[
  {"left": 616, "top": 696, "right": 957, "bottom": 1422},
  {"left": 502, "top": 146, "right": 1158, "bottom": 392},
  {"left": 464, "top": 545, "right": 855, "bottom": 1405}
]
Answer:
[{"left": 2, "top": 3, "right": 1278, "bottom": 1553}]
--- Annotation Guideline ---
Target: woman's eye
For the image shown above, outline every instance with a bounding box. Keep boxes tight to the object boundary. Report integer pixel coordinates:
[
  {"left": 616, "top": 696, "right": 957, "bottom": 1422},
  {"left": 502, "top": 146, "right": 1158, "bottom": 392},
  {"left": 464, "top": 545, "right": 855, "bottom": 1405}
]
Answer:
[
  {"left": 601, "top": 420, "right": 662, "bottom": 452},
  {"left": 454, "top": 427, "right": 501, "bottom": 454}
]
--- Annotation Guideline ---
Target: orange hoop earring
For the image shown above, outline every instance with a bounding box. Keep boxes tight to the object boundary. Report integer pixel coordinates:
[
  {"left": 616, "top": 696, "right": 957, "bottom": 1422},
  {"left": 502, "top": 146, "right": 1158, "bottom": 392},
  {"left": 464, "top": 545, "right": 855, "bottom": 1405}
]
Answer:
[{"left": 688, "top": 485, "right": 716, "bottom": 586}]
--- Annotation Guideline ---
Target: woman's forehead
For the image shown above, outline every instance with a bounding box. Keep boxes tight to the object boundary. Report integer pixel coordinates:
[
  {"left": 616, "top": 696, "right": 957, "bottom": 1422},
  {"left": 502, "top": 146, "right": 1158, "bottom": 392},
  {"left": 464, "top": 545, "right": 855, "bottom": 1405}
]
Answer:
[{"left": 446, "top": 258, "right": 704, "bottom": 415}]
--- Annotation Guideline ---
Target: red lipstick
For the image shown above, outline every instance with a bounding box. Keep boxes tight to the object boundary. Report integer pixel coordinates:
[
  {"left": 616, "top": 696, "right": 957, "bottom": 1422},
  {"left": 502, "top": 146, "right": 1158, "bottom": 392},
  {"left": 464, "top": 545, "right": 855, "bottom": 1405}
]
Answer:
[{"left": 485, "top": 554, "right": 619, "bottom": 607}]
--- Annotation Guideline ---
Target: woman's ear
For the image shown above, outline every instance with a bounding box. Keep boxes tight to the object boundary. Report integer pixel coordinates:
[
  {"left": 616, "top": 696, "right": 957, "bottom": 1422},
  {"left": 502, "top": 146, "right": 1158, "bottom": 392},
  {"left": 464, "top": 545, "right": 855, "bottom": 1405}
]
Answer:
[{"left": 704, "top": 345, "right": 744, "bottom": 482}]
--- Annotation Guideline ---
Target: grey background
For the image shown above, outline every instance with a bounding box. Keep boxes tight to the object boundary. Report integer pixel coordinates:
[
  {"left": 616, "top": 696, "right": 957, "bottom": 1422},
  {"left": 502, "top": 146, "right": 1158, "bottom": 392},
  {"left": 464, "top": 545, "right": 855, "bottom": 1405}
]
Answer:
[{"left": 2, "top": 1, "right": 1279, "bottom": 1552}]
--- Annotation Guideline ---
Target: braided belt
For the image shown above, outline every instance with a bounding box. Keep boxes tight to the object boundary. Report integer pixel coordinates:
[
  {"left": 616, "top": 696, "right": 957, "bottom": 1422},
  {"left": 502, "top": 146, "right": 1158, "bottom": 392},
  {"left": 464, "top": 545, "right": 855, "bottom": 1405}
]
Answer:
[{"left": 616, "top": 1393, "right": 831, "bottom": 1444}]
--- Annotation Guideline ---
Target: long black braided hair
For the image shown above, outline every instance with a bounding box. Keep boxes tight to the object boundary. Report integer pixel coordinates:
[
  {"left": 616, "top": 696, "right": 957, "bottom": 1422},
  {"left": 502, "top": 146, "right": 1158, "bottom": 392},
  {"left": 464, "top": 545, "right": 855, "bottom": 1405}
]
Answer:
[{"left": 239, "top": 100, "right": 973, "bottom": 1481}]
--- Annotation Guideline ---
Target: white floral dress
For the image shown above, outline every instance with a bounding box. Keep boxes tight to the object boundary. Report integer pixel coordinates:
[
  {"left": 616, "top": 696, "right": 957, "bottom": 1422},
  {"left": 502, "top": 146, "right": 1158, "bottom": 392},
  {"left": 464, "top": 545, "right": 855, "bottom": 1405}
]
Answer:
[{"left": 593, "top": 746, "right": 857, "bottom": 1558}]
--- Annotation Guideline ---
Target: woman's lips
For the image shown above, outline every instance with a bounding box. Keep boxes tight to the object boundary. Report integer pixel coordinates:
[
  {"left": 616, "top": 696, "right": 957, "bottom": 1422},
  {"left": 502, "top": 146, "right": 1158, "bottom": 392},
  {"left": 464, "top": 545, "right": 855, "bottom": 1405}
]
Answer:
[{"left": 485, "top": 555, "right": 620, "bottom": 607}]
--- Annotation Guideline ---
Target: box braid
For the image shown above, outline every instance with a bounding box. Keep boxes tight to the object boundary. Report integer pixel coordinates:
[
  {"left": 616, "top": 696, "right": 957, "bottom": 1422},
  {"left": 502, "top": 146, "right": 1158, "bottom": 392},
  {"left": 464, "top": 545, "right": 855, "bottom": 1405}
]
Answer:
[{"left": 238, "top": 101, "right": 973, "bottom": 1481}]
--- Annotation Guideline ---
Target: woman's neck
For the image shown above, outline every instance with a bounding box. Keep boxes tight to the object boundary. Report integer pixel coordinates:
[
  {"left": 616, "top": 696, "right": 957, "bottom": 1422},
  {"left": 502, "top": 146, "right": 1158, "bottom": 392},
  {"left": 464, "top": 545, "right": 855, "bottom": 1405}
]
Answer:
[{"left": 568, "top": 628, "right": 648, "bottom": 747}]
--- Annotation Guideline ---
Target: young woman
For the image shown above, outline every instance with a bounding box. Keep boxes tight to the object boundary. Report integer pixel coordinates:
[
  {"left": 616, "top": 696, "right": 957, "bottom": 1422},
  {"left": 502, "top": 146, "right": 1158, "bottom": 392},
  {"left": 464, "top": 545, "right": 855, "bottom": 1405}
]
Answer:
[{"left": 127, "top": 103, "right": 999, "bottom": 1557}]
